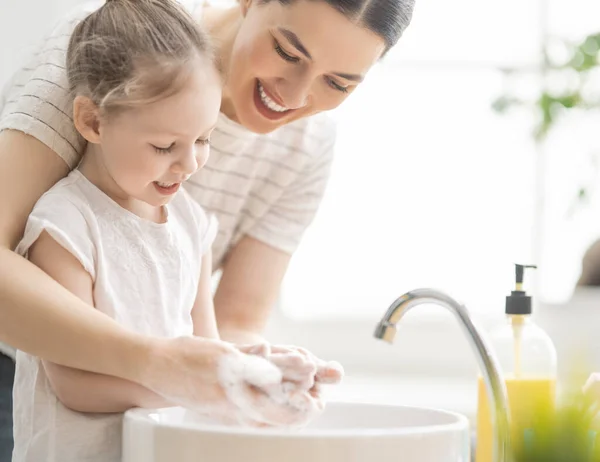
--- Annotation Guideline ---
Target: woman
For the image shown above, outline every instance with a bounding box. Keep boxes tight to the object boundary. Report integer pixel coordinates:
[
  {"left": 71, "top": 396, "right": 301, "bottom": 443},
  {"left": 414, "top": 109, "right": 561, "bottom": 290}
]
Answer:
[{"left": 0, "top": 0, "right": 415, "bottom": 454}]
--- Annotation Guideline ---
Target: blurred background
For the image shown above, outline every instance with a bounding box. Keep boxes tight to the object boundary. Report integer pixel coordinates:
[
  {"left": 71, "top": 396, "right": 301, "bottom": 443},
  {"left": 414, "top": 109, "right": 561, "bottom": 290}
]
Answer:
[{"left": 2, "top": 0, "right": 600, "bottom": 425}]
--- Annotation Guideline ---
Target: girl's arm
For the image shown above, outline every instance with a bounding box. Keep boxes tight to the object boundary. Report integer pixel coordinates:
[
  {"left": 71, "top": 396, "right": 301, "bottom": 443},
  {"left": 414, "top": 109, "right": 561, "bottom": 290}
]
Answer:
[
  {"left": 28, "top": 230, "right": 170, "bottom": 412},
  {"left": 192, "top": 250, "right": 220, "bottom": 339}
]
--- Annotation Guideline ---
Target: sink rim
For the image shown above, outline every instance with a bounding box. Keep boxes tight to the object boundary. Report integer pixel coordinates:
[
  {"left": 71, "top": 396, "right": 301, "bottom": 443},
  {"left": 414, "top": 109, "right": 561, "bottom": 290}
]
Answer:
[{"left": 124, "top": 401, "right": 469, "bottom": 439}]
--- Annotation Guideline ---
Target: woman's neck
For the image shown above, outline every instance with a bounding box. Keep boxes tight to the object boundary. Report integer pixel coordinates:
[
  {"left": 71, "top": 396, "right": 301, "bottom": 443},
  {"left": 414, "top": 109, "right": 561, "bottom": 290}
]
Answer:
[
  {"left": 200, "top": 5, "right": 241, "bottom": 121},
  {"left": 78, "top": 145, "right": 166, "bottom": 224}
]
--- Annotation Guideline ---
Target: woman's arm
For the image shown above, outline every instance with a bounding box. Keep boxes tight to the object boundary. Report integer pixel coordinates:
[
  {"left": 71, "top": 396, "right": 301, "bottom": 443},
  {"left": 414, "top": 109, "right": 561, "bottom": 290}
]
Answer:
[
  {"left": 192, "top": 250, "right": 220, "bottom": 338},
  {"left": 214, "top": 236, "right": 291, "bottom": 344},
  {"left": 214, "top": 124, "right": 336, "bottom": 345},
  {"left": 215, "top": 236, "right": 344, "bottom": 390},
  {"left": 28, "top": 230, "right": 170, "bottom": 412}
]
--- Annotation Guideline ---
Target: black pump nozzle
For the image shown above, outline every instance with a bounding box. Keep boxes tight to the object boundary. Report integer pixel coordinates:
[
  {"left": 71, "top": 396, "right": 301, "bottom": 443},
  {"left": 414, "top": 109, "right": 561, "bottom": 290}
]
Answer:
[
  {"left": 515, "top": 264, "right": 537, "bottom": 287},
  {"left": 506, "top": 263, "right": 537, "bottom": 315}
]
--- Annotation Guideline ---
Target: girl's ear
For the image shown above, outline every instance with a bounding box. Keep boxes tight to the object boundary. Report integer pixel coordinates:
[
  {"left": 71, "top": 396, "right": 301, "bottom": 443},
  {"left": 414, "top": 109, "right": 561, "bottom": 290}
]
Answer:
[{"left": 73, "top": 96, "right": 102, "bottom": 144}]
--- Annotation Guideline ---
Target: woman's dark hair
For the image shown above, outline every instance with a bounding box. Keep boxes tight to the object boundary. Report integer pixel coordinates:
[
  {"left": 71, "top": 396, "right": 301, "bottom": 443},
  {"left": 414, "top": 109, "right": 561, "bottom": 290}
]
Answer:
[{"left": 261, "top": 0, "right": 415, "bottom": 53}]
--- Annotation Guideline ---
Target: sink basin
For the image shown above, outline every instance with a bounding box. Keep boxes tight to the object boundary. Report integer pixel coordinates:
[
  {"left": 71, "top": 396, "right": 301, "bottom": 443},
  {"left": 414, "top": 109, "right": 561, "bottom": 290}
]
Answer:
[{"left": 123, "top": 402, "right": 470, "bottom": 462}]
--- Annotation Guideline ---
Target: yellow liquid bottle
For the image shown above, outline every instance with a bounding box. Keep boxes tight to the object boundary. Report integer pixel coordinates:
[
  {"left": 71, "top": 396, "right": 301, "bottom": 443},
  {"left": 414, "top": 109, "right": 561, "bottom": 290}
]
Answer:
[{"left": 476, "top": 265, "right": 557, "bottom": 462}]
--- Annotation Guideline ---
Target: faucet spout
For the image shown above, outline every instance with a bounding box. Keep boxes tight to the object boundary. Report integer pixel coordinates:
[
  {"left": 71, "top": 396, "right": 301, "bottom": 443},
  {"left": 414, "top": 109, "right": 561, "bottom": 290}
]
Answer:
[{"left": 374, "top": 288, "right": 512, "bottom": 462}]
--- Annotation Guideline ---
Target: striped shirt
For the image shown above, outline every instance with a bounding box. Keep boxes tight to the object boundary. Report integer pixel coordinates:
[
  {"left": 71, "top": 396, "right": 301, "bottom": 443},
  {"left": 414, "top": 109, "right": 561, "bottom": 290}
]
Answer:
[{"left": 0, "top": 2, "right": 336, "bottom": 359}]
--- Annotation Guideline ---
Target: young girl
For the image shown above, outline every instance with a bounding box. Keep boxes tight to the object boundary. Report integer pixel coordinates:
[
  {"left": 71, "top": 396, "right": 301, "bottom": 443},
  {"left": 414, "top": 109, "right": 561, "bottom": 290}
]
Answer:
[{"left": 11, "top": 1, "right": 319, "bottom": 461}]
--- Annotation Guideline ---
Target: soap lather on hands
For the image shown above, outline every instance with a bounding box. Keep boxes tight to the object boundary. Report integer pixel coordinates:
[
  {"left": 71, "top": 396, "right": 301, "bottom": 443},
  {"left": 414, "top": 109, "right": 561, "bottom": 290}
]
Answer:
[
  {"left": 212, "top": 342, "right": 343, "bottom": 428},
  {"left": 234, "top": 343, "right": 344, "bottom": 427},
  {"left": 148, "top": 336, "right": 343, "bottom": 429}
]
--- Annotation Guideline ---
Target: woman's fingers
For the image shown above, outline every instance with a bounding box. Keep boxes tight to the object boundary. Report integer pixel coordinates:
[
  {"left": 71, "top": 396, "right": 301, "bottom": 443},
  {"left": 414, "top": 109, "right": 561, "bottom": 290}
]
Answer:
[
  {"left": 268, "top": 353, "right": 316, "bottom": 389},
  {"left": 236, "top": 342, "right": 271, "bottom": 357},
  {"left": 230, "top": 341, "right": 342, "bottom": 425},
  {"left": 315, "top": 360, "right": 344, "bottom": 384},
  {"left": 218, "top": 349, "right": 283, "bottom": 389},
  {"left": 268, "top": 344, "right": 344, "bottom": 385},
  {"left": 308, "top": 382, "right": 326, "bottom": 413}
]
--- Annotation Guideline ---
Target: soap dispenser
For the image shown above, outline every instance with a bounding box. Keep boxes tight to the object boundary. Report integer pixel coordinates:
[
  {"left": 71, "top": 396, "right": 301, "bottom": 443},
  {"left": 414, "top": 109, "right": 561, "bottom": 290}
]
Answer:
[{"left": 475, "top": 264, "right": 557, "bottom": 462}]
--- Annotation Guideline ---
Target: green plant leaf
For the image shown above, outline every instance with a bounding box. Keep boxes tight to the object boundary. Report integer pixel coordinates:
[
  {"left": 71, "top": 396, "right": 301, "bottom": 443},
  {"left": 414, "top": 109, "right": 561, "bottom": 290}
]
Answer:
[
  {"left": 513, "top": 395, "right": 600, "bottom": 462},
  {"left": 492, "top": 96, "right": 523, "bottom": 113},
  {"left": 491, "top": 31, "right": 599, "bottom": 198},
  {"left": 571, "top": 48, "right": 598, "bottom": 72}
]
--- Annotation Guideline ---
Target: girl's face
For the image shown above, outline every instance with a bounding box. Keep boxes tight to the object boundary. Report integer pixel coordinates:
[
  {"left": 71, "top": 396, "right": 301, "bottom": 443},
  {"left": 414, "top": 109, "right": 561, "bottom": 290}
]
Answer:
[
  {"left": 221, "top": 0, "right": 386, "bottom": 134},
  {"left": 96, "top": 61, "right": 222, "bottom": 208}
]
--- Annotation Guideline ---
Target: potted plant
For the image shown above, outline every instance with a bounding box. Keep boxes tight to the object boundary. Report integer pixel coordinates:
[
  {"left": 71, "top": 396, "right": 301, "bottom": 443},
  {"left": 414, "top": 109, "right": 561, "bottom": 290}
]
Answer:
[
  {"left": 512, "top": 393, "right": 600, "bottom": 462},
  {"left": 492, "top": 32, "right": 600, "bottom": 208}
]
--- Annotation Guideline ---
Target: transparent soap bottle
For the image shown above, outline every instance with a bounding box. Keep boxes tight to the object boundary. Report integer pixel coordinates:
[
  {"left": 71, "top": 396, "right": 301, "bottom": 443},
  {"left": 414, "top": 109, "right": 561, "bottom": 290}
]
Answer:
[{"left": 475, "top": 264, "right": 557, "bottom": 462}]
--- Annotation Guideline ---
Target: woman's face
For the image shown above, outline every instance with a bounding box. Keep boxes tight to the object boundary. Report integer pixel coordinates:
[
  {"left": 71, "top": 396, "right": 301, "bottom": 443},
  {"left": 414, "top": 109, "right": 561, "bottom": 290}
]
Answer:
[{"left": 222, "top": 0, "right": 386, "bottom": 134}]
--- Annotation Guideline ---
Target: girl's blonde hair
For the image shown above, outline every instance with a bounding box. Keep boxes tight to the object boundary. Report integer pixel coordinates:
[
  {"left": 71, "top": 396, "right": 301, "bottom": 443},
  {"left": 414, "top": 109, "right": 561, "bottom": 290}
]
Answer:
[{"left": 67, "top": 0, "right": 215, "bottom": 116}]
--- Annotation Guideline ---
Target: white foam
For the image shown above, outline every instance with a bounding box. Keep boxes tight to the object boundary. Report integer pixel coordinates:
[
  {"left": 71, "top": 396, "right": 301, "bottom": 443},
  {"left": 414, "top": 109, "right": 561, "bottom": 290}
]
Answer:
[
  {"left": 218, "top": 352, "right": 283, "bottom": 388},
  {"left": 216, "top": 352, "right": 321, "bottom": 427}
]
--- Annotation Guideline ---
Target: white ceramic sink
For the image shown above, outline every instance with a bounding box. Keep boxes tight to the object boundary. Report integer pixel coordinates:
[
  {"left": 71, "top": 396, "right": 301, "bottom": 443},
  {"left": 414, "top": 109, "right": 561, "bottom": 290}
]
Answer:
[{"left": 123, "top": 402, "right": 470, "bottom": 462}]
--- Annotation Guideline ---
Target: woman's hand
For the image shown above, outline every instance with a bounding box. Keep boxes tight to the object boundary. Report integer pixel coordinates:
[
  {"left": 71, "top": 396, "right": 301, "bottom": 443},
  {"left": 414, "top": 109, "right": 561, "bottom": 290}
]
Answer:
[{"left": 139, "top": 336, "right": 321, "bottom": 427}]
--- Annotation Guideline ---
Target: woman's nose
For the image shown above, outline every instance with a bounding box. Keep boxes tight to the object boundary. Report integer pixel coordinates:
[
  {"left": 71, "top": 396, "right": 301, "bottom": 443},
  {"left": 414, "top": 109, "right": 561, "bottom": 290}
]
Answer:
[{"left": 278, "top": 77, "right": 311, "bottom": 110}]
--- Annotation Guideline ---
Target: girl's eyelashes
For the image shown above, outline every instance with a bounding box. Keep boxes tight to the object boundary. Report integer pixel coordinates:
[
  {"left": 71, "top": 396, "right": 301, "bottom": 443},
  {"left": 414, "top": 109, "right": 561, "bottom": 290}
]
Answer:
[
  {"left": 152, "top": 138, "right": 210, "bottom": 154},
  {"left": 152, "top": 143, "right": 175, "bottom": 154}
]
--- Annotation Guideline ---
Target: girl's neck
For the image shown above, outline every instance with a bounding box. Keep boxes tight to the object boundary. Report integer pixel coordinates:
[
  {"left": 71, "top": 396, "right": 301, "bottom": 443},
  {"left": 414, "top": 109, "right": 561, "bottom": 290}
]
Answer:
[{"left": 78, "top": 145, "right": 166, "bottom": 224}]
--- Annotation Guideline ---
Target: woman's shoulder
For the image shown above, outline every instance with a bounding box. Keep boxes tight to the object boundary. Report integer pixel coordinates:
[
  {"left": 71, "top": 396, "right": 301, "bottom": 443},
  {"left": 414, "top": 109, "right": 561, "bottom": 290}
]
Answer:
[{"left": 0, "top": 4, "right": 100, "bottom": 169}]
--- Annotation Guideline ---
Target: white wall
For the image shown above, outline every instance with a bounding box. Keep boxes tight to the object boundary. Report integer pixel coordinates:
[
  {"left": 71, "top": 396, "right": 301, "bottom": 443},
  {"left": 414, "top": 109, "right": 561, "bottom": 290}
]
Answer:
[{"left": 0, "top": 0, "right": 81, "bottom": 88}]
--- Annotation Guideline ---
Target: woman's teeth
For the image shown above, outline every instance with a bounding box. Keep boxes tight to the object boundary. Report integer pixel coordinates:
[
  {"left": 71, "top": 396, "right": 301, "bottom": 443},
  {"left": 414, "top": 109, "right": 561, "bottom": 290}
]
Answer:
[
  {"left": 156, "top": 182, "right": 176, "bottom": 187},
  {"left": 258, "top": 82, "right": 289, "bottom": 113}
]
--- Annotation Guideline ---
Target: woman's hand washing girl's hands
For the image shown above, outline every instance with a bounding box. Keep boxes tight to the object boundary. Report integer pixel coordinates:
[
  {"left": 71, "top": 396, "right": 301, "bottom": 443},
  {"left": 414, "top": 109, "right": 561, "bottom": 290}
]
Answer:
[{"left": 141, "top": 336, "right": 323, "bottom": 427}]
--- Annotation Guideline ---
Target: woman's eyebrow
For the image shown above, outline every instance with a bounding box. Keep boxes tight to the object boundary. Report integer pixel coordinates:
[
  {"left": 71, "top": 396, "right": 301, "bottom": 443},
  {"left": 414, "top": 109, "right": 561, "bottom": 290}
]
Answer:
[
  {"left": 278, "top": 27, "right": 312, "bottom": 59},
  {"left": 277, "top": 28, "right": 365, "bottom": 82}
]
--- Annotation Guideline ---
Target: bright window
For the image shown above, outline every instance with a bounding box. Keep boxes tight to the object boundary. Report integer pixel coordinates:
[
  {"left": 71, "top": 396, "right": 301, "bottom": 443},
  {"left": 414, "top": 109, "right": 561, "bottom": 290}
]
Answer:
[{"left": 281, "top": 0, "right": 600, "bottom": 321}]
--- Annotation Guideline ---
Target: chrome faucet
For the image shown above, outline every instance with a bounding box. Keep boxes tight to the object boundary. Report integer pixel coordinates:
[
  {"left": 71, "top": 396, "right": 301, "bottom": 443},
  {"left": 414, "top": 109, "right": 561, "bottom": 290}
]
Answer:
[{"left": 373, "top": 288, "right": 512, "bottom": 462}]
